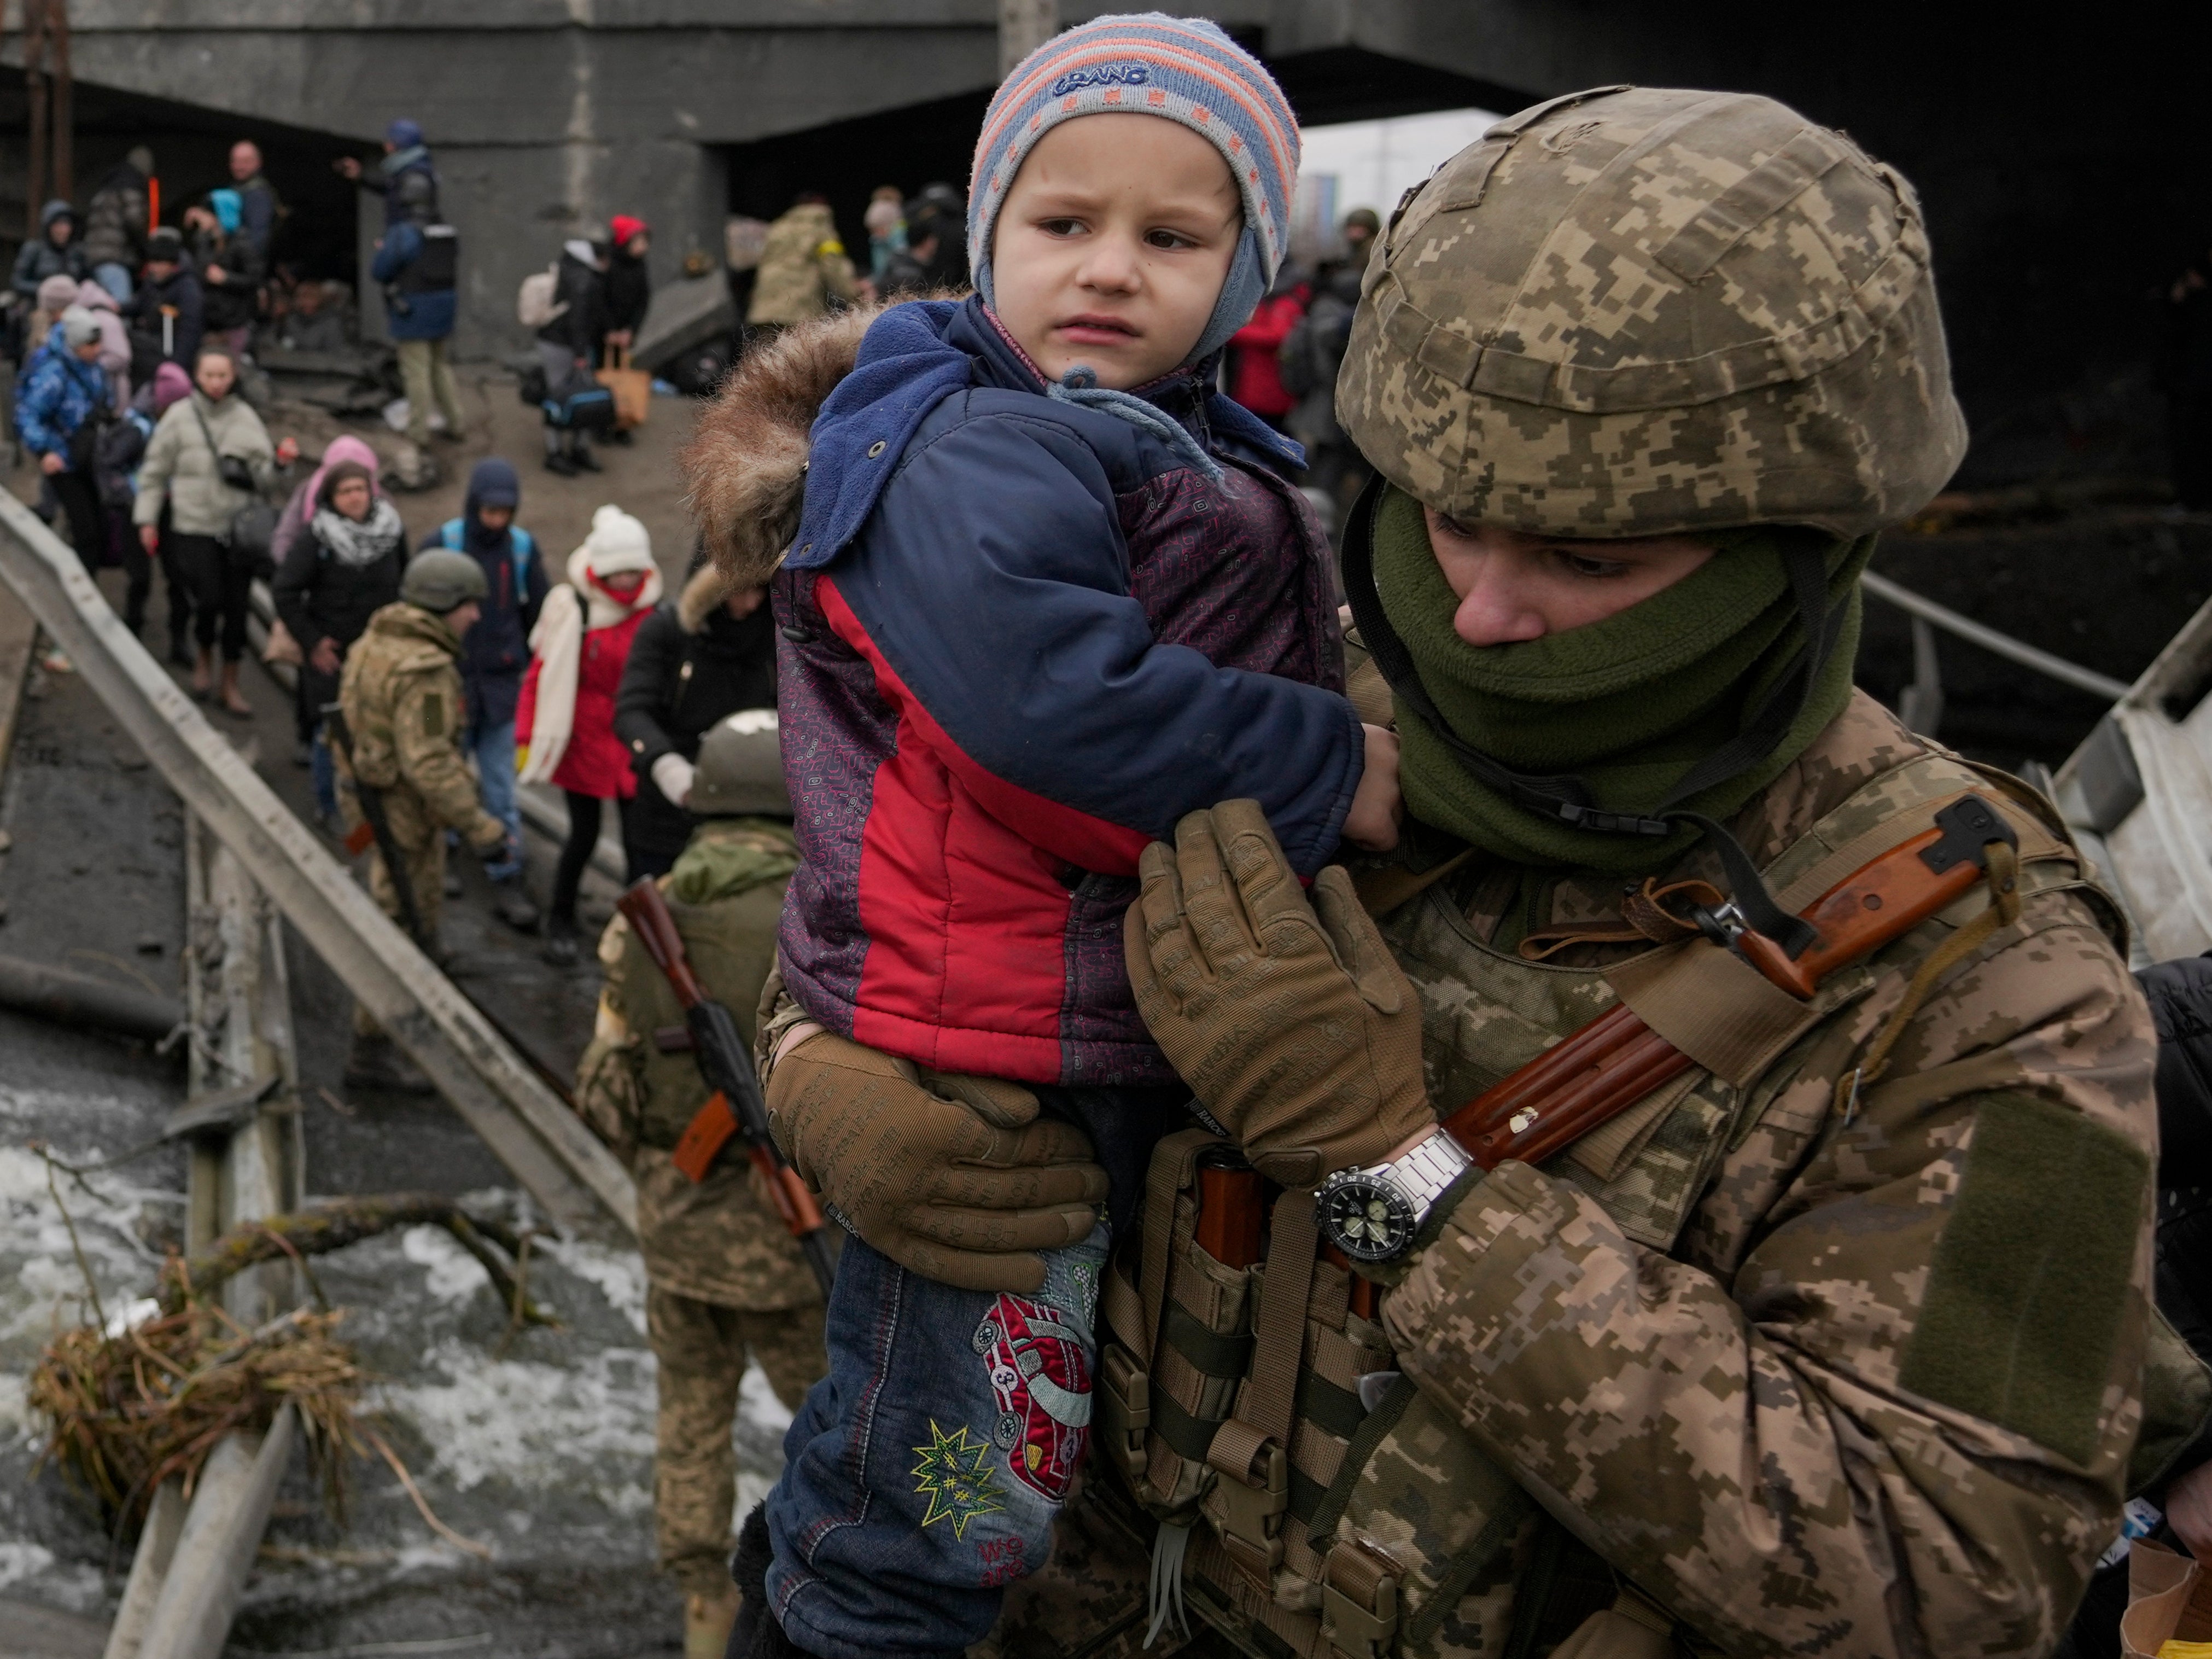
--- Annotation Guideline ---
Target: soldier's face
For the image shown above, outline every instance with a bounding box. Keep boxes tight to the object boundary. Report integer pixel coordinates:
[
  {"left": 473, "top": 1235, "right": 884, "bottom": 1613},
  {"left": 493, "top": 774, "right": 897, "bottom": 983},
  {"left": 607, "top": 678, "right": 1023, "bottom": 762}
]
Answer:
[
  {"left": 990, "top": 114, "right": 1241, "bottom": 390},
  {"left": 447, "top": 599, "right": 482, "bottom": 638},
  {"left": 1423, "top": 509, "right": 1718, "bottom": 647}
]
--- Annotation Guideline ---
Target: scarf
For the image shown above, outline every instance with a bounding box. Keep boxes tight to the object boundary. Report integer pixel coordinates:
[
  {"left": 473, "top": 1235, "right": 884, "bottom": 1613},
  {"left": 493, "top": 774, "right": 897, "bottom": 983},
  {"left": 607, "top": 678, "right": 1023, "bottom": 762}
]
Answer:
[
  {"left": 1368, "top": 484, "right": 1871, "bottom": 874},
  {"left": 311, "top": 497, "right": 405, "bottom": 568},
  {"left": 518, "top": 543, "right": 662, "bottom": 786}
]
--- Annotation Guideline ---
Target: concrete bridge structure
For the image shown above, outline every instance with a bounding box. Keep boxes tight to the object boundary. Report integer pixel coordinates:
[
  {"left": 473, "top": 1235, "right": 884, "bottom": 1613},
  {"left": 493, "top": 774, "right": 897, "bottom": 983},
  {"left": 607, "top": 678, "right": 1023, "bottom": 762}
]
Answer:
[{"left": 2, "top": 1, "right": 2191, "bottom": 485}]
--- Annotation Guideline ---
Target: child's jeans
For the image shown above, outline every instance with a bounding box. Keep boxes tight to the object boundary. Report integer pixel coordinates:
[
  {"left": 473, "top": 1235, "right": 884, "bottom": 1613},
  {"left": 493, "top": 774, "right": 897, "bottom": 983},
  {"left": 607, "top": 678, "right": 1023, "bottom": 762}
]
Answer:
[{"left": 761, "top": 1082, "right": 1184, "bottom": 1659}]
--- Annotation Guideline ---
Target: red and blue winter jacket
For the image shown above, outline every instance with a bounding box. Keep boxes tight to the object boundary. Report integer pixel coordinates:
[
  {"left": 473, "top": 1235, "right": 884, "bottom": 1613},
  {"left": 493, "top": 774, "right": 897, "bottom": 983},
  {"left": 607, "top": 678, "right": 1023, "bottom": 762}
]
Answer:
[{"left": 774, "top": 298, "right": 1361, "bottom": 1086}]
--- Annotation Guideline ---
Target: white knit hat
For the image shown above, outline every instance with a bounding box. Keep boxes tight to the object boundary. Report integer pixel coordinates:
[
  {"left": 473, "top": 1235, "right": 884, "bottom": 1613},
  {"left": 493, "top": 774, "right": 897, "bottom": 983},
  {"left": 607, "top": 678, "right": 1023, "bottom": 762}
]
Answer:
[
  {"left": 59, "top": 306, "right": 103, "bottom": 350},
  {"left": 576, "top": 503, "right": 653, "bottom": 578}
]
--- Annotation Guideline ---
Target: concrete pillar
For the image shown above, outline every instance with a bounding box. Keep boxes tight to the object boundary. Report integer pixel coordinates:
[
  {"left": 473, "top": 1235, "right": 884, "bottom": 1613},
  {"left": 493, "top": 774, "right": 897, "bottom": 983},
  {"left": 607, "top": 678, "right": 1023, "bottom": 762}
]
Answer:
[{"left": 1000, "top": 0, "right": 1057, "bottom": 76}]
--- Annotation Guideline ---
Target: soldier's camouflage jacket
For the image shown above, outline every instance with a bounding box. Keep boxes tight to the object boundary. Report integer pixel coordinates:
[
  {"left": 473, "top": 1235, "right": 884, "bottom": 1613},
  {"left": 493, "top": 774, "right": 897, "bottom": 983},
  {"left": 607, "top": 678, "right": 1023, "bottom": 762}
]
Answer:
[
  {"left": 746, "top": 202, "right": 861, "bottom": 328},
  {"left": 1364, "top": 691, "right": 2161, "bottom": 1656},
  {"left": 1000, "top": 692, "right": 2174, "bottom": 1659},
  {"left": 575, "top": 819, "right": 821, "bottom": 1312},
  {"left": 335, "top": 601, "right": 501, "bottom": 845}
]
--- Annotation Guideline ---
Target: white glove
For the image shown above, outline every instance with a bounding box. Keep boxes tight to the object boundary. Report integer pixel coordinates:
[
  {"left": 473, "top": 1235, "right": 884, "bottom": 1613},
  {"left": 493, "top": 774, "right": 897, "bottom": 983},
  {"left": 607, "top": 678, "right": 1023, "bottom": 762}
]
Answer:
[{"left": 651, "top": 752, "right": 696, "bottom": 807}]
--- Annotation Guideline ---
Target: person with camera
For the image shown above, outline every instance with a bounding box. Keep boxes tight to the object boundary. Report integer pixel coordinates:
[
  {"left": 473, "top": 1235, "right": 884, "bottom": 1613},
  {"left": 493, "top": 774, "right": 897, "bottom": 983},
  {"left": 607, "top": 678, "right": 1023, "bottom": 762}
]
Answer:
[
  {"left": 371, "top": 170, "right": 465, "bottom": 452},
  {"left": 132, "top": 344, "right": 296, "bottom": 715}
]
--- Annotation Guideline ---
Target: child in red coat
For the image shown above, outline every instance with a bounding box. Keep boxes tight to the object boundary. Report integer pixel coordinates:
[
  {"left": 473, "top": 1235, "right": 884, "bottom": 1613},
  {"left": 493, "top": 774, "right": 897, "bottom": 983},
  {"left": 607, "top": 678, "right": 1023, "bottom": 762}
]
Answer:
[{"left": 517, "top": 503, "right": 663, "bottom": 963}]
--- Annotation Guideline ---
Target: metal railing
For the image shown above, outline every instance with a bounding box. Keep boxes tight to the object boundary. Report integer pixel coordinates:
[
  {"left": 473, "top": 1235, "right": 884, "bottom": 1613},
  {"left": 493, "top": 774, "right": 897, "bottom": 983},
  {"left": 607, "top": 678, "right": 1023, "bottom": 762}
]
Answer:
[
  {"left": 1863, "top": 569, "right": 2132, "bottom": 709},
  {"left": 0, "top": 492, "right": 634, "bottom": 1239}
]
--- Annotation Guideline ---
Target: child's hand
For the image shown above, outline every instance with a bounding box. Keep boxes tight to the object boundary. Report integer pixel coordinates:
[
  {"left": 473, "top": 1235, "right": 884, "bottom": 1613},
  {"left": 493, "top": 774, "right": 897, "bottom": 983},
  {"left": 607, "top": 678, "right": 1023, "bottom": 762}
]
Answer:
[{"left": 1342, "top": 723, "right": 1402, "bottom": 852}]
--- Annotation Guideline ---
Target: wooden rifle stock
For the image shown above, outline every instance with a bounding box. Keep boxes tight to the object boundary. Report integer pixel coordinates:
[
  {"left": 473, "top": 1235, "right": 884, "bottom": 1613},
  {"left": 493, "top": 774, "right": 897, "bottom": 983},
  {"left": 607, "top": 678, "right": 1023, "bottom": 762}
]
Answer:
[
  {"left": 617, "top": 878, "right": 837, "bottom": 1296},
  {"left": 1441, "top": 795, "right": 2018, "bottom": 1173}
]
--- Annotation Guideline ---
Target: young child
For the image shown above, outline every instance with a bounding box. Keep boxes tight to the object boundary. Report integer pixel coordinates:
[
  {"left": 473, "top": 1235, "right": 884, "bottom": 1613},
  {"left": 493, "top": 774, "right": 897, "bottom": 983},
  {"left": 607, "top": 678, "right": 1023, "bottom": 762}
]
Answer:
[{"left": 734, "top": 16, "right": 1396, "bottom": 1657}]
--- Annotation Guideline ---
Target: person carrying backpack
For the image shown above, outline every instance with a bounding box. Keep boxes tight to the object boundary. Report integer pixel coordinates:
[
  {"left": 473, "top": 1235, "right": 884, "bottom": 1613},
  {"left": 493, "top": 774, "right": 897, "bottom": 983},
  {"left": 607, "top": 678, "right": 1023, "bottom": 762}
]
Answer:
[
  {"left": 421, "top": 457, "right": 542, "bottom": 927},
  {"left": 371, "top": 171, "right": 465, "bottom": 451}
]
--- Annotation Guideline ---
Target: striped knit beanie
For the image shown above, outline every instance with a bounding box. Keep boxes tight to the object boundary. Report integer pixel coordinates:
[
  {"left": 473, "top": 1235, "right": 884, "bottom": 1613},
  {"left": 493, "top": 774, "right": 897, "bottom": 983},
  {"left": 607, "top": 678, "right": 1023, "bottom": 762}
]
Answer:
[{"left": 970, "top": 14, "right": 1300, "bottom": 364}]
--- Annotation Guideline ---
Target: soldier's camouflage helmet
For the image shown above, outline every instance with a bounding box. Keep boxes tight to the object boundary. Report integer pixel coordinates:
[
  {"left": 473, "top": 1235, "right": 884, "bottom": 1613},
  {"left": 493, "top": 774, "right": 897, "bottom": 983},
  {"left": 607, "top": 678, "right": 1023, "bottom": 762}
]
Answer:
[
  {"left": 690, "top": 709, "right": 790, "bottom": 818},
  {"left": 400, "top": 549, "right": 489, "bottom": 614},
  {"left": 1336, "top": 86, "right": 1968, "bottom": 539}
]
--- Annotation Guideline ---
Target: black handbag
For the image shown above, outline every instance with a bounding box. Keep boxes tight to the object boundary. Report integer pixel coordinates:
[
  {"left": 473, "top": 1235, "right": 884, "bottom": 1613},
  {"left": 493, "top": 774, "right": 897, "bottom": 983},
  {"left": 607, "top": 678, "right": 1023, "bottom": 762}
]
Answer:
[{"left": 189, "top": 399, "right": 270, "bottom": 547}]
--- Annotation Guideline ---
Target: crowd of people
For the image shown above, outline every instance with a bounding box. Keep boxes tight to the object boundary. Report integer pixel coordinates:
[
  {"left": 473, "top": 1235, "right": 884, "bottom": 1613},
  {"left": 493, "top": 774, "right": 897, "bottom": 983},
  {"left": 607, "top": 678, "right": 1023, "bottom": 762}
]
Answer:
[{"left": 16, "top": 32, "right": 2212, "bottom": 1659}]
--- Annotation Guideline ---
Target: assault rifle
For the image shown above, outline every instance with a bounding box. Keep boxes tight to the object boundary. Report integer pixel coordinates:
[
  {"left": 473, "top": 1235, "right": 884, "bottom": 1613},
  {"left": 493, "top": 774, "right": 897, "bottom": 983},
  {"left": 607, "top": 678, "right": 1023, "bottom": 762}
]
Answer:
[
  {"left": 616, "top": 877, "right": 837, "bottom": 1297},
  {"left": 1443, "top": 794, "right": 2020, "bottom": 1169}
]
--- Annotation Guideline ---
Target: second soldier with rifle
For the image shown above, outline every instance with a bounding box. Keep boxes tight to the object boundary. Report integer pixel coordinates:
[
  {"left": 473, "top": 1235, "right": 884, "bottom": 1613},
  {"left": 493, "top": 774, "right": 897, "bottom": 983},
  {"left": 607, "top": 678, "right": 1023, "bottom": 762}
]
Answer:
[
  {"left": 573, "top": 711, "right": 831, "bottom": 1659},
  {"left": 331, "top": 548, "right": 509, "bottom": 1092}
]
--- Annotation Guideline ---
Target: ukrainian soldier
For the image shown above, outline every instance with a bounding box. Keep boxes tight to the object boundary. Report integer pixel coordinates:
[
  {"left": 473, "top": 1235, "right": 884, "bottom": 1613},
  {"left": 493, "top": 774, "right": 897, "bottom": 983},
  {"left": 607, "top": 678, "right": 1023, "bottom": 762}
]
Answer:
[
  {"left": 335, "top": 549, "right": 507, "bottom": 1090},
  {"left": 744, "top": 197, "right": 859, "bottom": 334},
  {"left": 749, "top": 89, "right": 2192, "bottom": 1657},
  {"left": 573, "top": 712, "right": 827, "bottom": 1659}
]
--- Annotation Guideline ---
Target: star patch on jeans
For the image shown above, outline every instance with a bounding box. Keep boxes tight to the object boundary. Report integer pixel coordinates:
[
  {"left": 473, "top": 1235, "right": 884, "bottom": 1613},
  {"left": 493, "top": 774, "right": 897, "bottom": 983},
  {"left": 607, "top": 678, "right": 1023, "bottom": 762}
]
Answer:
[
  {"left": 974, "top": 1294, "right": 1093, "bottom": 1502},
  {"left": 912, "top": 1419, "right": 1006, "bottom": 1539}
]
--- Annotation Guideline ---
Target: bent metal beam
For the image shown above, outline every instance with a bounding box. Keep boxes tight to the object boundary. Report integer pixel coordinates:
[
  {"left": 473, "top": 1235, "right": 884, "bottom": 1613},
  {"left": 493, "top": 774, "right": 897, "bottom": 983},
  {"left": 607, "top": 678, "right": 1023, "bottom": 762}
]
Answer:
[{"left": 0, "top": 492, "right": 635, "bottom": 1240}]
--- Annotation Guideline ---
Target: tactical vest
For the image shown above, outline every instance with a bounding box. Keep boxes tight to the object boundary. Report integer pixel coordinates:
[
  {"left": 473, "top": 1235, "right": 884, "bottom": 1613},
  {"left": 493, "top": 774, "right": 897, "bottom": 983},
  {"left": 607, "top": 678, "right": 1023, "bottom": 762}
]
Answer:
[
  {"left": 606, "top": 870, "right": 790, "bottom": 1151},
  {"left": 1093, "top": 746, "right": 2180, "bottom": 1659}
]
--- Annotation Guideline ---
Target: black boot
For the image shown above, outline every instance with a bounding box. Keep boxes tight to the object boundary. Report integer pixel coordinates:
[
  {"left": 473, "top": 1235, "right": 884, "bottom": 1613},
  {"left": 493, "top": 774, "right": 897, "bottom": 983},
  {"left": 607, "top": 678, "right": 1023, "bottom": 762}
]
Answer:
[{"left": 168, "top": 629, "right": 192, "bottom": 669}]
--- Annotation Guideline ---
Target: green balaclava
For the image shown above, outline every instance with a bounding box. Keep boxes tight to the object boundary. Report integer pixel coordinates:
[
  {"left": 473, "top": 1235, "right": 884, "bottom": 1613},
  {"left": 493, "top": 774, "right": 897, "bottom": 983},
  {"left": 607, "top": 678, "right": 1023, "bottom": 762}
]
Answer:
[{"left": 1367, "top": 484, "right": 1873, "bottom": 875}]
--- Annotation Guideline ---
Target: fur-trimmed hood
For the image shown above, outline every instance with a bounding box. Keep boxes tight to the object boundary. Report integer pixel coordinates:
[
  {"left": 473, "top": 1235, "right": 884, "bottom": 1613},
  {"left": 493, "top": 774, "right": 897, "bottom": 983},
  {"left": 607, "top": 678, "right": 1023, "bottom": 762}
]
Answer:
[
  {"left": 676, "top": 559, "right": 736, "bottom": 634},
  {"left": 680, "top": 303, "right": 887, "bottom": 590}
]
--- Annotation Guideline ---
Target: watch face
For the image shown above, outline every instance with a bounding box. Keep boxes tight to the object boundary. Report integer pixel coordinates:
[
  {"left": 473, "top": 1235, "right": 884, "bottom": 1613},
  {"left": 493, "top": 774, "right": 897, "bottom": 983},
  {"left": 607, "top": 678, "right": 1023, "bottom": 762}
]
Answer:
[{"left": 1321, "top": 1175, "right": 1416, "bottom": 1262}]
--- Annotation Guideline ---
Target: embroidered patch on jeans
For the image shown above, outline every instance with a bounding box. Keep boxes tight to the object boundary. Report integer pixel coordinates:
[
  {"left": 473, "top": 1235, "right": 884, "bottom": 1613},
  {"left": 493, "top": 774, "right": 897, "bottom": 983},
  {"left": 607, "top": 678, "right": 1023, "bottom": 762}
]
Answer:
[
  {"left": 912, "top": 1420, "right": 1006, "bottom": 1539},
  {"left": 974, "top": 1295, "right": 1093, "bottom": 1501}
]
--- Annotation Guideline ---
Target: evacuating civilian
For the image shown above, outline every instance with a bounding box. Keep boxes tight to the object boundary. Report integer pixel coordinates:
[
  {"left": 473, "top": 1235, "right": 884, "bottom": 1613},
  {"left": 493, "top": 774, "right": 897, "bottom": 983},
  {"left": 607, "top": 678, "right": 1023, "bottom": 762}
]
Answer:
[
  {"left": 228, "top": 140, "right": 282, "bottom": 261},
  {"left": 14, "top": 307, "right": 112, "bottom": 581},
  {"left": 190, "top": 191, "right": 264, "bottom": 357},
  {"left": 11, "top": 201, "right": 87, "bottom": 302},
  {"left": 422, "top": 458, "right": 542, "bottom": 923},
  {"left": 517, "top": 504, "right": 663, "bottom": 965},
  {"left": 536, "top": 228, "right": 609, "bottom": 476},
  {"left": 272, "top": 439, "right": 397, "bottom": 825},
  {"left": 122, "top": 228, "right": 205, "bottom": 387},
  {"left": 1224, "top": 265, "right": 1308, "bottom": 430},
  {"left": 133, "top": 344, "right": 297, "bottom": 717},
  {"left": 602, "top": 217, "right": 652, "bottom": 446},
  {"left": 82, "top": 148, "right": 153, "bottom": 302},
  {"left": 613, "top": 556, "right": 777, "bottom": 880}
]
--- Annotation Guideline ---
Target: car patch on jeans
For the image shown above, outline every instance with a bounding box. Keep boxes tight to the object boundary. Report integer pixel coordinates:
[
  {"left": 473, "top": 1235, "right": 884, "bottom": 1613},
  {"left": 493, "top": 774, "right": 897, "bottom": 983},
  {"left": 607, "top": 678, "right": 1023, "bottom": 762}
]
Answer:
[
  {"left": 912, "top": 1419, "right": 1007, "bottom": 1539},
  {"left": 974, "top": 1294, "right": 1092, "bottom": 1501}
]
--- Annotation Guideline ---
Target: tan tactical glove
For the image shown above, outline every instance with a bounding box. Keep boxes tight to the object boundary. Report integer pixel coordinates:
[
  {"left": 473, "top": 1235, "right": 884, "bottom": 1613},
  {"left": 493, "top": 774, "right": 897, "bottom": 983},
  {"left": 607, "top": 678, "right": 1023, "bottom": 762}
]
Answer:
[
  {"left": 1125, "top": 799, "right": 1434, "bottom": 1188},
  {"left": 766, "top": 1031, "right": 1110, "bottom": 1294}
]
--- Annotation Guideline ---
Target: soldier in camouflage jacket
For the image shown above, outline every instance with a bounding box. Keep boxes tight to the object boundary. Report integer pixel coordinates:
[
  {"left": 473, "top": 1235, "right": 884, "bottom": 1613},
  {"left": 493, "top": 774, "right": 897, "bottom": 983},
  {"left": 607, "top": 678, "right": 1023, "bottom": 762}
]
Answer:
[
  {"left": 573, "top": 714, "right": 827, "bottom": 1659},
  {"left": 977, "top": 88, "right": 2187, "bottom": 1659}
]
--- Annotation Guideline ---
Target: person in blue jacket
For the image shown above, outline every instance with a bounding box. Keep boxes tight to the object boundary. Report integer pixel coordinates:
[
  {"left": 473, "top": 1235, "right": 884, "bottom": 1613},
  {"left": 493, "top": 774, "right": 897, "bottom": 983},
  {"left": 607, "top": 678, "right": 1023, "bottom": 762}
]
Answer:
[
  {"left": 421, "top": 457, "right": 542, "bottom": 929},
  {"left": 370, "top": 171, "right": 464, "bottom": 451},
  {"left": 15, "top": 307, "right": 112, "bottom": 579}
]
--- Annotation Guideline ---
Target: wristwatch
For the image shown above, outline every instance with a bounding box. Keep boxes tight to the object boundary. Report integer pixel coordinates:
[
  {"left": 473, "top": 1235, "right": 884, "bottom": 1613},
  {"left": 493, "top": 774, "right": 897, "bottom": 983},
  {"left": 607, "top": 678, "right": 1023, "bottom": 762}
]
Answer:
[{"left": 1316, "top": 1131, "right": 1473, "bottom": 1262}]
